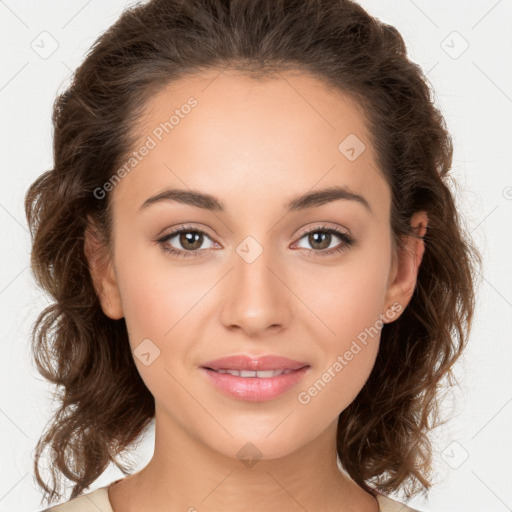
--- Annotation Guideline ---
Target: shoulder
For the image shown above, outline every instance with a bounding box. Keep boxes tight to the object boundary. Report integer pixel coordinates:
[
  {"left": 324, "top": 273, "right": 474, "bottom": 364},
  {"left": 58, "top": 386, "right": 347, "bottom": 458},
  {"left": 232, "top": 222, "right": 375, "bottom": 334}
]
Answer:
[
  {"left": 376, "top": 493, "right": 420, "bottom": 512},
  {"left": 37, "top": 486, "right": 113, "bottom": 512}
]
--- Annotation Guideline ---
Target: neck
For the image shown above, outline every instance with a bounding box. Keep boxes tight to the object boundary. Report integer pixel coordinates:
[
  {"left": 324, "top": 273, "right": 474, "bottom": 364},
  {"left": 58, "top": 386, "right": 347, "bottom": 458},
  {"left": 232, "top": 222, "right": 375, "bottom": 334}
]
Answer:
[{"left": 108, "top": 406, "right": 379, "bottom": 512}]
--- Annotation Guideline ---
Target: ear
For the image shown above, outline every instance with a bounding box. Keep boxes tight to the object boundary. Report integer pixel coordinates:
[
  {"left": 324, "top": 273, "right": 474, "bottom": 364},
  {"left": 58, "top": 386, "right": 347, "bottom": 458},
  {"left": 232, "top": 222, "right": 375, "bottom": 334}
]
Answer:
[
  {"left": 382, "top": 211, "right": 428, "bottom": 323},
  {"left": 84, "top": 219, "right": 124, "bottom": 320}
]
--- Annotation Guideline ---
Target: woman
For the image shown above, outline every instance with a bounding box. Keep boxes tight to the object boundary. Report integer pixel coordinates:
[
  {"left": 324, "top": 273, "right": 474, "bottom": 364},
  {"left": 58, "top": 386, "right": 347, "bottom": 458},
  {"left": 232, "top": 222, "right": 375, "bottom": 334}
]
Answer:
[{"left": 26, "top": 0, "right": 481, "bottom": 510}]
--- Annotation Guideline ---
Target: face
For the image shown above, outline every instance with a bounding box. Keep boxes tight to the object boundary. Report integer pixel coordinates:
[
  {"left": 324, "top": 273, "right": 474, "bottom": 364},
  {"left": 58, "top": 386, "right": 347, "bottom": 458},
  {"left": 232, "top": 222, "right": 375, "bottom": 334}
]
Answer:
[{"left": 87, "top": 69, "right": 426, "bottom": 461}]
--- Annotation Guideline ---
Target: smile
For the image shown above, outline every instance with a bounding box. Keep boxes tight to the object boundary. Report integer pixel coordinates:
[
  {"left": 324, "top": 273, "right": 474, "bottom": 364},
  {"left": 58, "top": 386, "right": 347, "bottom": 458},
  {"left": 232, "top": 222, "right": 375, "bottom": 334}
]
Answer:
[
  {"left": 201, "top": 366, "right": 310, "bottom": 402},
  {"left": 210, "top": 368, "right": 296, "bottom": 377}
]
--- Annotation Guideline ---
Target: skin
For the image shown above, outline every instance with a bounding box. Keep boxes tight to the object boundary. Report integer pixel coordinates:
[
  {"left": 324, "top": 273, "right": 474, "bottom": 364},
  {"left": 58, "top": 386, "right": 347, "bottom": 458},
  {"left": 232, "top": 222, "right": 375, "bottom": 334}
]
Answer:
[{"left": 85, "top": 68, "right": 427, "bottom": 512}]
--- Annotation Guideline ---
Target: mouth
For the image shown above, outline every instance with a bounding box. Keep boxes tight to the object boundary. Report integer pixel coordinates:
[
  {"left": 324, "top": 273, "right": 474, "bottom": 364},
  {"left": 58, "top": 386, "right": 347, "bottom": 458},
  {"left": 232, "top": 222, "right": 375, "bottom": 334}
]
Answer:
[
  {"left": 203, "top": 368, "right": 302, "bottom": 377},
  {"left": 200, "top": 354, "right": 310, "bottom": 372},
  {"left": 200, "top": 364, "right": 311, "bottom": 402}
]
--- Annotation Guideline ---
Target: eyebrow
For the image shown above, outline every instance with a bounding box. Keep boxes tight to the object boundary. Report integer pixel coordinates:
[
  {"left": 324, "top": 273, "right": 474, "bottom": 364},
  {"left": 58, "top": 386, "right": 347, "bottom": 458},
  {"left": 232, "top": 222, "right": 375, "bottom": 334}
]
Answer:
[{"left": 139, "top": 185, "right": 372, "bottom": 214}]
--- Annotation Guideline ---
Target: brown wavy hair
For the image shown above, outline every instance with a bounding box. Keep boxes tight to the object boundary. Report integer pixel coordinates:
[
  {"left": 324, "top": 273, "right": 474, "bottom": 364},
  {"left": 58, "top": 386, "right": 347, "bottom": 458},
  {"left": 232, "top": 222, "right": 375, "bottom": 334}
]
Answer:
[{"left": 25, "top": 0, "right": 482, "bottom": 506}]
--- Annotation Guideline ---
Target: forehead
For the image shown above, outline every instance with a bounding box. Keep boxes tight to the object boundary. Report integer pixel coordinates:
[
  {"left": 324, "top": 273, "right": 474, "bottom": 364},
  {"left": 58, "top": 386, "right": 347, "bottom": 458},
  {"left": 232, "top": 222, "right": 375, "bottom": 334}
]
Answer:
[{"left": 112, "top": 69, "right": 389, "bottom": 218}]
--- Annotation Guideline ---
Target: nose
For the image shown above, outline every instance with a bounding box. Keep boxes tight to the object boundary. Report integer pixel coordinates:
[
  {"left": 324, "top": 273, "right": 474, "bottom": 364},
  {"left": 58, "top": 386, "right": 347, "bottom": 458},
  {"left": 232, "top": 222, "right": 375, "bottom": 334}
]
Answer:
[{"left": 219, "top": 240, "right": 291, "bottom": 337}]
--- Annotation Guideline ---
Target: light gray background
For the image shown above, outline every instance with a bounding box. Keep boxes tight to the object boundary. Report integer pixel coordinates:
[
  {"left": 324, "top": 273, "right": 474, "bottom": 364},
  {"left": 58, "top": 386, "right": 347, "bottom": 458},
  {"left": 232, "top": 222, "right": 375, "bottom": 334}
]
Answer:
[{"left": 1, "top": 1, "right": 511, "bottom": 511}]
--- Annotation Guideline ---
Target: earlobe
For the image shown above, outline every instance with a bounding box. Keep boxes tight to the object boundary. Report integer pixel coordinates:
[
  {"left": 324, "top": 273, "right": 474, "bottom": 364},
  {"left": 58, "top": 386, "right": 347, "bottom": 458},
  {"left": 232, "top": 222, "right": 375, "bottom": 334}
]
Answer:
[
  {"left": 84, "top": 221, "right": 124, "bottom": 320},
  {"left": 383, "top": 211, "right": 428, "bottom": 323}
]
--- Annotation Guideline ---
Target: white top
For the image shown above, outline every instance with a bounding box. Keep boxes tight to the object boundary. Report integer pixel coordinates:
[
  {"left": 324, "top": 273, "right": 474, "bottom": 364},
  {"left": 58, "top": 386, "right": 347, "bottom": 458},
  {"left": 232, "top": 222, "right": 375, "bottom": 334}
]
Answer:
[{"left": 39, "top": 484, "right": 419, "bottom": 511}]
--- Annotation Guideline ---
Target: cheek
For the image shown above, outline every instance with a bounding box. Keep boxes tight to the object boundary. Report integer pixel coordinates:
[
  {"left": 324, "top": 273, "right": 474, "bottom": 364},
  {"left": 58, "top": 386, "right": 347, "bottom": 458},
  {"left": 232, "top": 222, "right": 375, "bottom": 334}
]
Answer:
[
  {"left": 293, "top": 237, "right": 391, "bottom": 412},
  {"left": 113, "top": 257, "right": 203, "bottom": 401},
  {"left": 113, "top": 237, "right": 222, "bottom": 389},
  {"left": 114, "top": 235, "right": 207, "bottom": 344},
  {"left": 295, "top": 231, "right": 392, "bottom": 343}
]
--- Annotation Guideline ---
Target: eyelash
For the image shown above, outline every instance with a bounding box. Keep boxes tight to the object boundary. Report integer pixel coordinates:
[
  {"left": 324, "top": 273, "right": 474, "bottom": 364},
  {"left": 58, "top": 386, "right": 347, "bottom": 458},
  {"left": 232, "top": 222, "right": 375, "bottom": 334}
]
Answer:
[{"left": 156, "top": 224, "right": 354, "bottom": 259}]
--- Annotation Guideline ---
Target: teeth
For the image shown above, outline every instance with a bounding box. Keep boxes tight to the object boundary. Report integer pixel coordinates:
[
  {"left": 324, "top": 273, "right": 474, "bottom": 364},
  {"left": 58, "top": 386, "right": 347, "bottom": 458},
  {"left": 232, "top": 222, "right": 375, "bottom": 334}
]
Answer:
[{"left": 214, "top": 369, "right": 295, "bottom": 377}]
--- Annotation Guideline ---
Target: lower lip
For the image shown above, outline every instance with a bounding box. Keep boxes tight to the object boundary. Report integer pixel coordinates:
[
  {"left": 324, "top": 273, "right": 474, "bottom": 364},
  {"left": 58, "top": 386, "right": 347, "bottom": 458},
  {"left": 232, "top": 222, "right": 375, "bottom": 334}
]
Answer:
[{"left": 201, "top": 366, "right": 310, "bottom": 402}]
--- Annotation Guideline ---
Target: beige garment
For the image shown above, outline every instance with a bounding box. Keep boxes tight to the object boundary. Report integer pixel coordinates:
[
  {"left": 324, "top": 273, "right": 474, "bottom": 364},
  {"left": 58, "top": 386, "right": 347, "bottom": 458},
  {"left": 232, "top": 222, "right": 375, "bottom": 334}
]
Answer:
[{"left": 40, "top": 483, "right": 419, "bottom": 512}]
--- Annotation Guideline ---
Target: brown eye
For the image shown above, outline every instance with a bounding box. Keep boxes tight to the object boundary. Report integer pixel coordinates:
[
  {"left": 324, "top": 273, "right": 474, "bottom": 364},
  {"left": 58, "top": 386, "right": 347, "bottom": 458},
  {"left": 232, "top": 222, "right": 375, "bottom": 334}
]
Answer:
[
  {"left": 307, "top": 231, "right": 333, "bottom": 250},
  {"left": 157, "top": 226, "right": 215, "bottom": 257},
  {"left": 294, "top": 226, "right": 354, "bottom": 257},
  {"left": 177, "top": 231, "right": 204, "bottom": 251}
]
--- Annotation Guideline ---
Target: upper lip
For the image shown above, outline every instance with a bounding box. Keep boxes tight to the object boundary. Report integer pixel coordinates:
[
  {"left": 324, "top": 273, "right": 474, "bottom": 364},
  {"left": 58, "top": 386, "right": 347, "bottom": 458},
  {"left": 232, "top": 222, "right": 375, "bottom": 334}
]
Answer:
[{"left": 201, "top": 355, "right": 310, "bottom": 371}]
